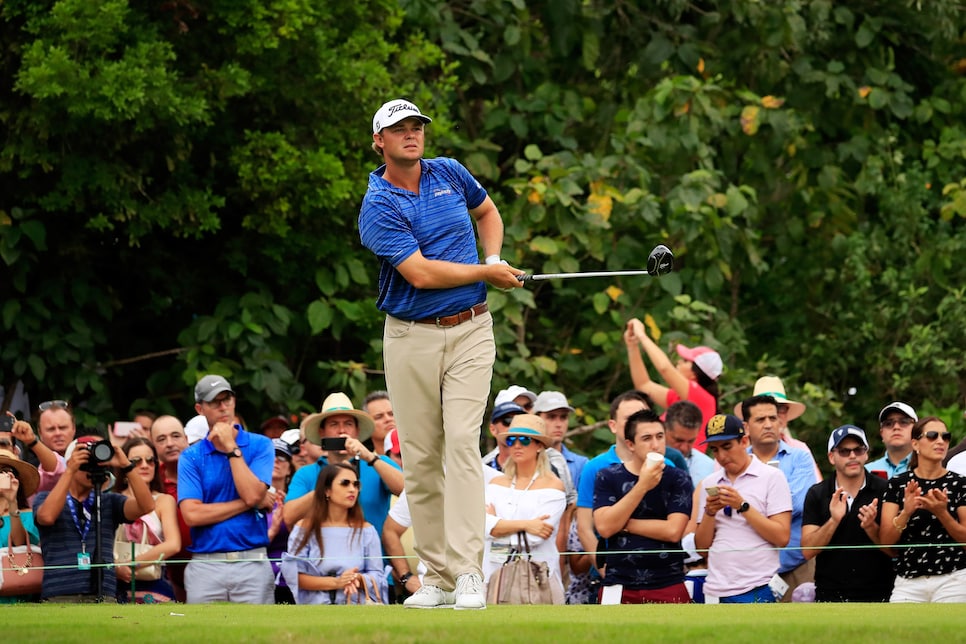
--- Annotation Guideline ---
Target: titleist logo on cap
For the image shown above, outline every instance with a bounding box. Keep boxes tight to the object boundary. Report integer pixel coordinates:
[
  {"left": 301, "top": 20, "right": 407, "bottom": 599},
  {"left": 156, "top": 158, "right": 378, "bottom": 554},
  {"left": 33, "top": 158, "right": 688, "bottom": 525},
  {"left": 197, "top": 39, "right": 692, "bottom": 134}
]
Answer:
[{"left": 374, "top": 103, "right": 420, "bottom": 132}]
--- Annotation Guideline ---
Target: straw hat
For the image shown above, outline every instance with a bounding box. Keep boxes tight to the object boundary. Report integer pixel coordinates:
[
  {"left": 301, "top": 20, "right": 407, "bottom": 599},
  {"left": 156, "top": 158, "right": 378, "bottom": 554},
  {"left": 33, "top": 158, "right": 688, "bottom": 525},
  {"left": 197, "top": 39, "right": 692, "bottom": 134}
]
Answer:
[
  {"left": 501, "top": 414, "right": 553, "bottom": 447},
  {"left": 0, "top": 449, "right": 40, "bottom": 499},
  {"left": 733, "top": 376, "right": 806, "bottom": 421},
  {"left": 301, "top": 392, "right": 375, "bottom": 445}
]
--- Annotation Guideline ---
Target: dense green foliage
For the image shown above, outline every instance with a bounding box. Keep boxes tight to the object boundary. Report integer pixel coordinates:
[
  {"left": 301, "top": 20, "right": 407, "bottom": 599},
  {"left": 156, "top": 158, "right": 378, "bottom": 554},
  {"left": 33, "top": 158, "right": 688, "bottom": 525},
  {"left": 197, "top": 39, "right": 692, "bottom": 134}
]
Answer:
[{"left": 2, "top": 1, "right": 964, "bottom": 456}]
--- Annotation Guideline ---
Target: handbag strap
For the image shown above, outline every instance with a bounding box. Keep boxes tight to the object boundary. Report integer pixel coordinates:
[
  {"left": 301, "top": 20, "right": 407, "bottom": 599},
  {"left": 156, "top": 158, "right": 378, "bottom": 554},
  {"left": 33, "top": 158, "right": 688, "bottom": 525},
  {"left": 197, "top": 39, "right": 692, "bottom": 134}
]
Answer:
[
  {"left": 5, "top": 513, "right": 36, "bottom": 568},
  {"left": 514, "top": 531, "right": 533, "bottom": 557}
]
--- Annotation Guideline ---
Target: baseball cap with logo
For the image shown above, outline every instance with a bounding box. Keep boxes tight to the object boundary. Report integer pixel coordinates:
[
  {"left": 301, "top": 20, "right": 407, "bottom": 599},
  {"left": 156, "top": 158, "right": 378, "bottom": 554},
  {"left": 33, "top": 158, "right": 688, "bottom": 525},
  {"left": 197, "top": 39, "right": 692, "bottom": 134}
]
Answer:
[
  {"left": 878, "top": 401, "right": 918, "bottom": 424},
  {"left": 701, "top": 414, "right": 745, "bottom": 444},
  {"left": 828, "top": 425, "right": 870, "bottom": 452},
  {"left": 372, "top": 99, "right": 433, "bottom": 135},
  {"left": 194, "top": 375, "right": 234, "bottom": 403}
]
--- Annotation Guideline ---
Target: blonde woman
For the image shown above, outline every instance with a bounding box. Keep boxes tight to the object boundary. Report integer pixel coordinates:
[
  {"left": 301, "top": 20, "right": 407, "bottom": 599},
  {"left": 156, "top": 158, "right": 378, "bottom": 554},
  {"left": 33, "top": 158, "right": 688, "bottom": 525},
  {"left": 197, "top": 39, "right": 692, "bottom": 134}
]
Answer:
[{"left": 484, "top": 414, "right": 567, "bottom": 603}]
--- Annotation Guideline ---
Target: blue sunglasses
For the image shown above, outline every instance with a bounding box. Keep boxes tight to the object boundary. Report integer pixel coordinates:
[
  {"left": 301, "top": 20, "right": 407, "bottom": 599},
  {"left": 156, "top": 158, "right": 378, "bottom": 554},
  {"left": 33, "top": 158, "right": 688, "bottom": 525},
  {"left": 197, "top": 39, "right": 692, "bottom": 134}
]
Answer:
[{"left": 505, "top": 436, "right": 534, "bottom": 447}]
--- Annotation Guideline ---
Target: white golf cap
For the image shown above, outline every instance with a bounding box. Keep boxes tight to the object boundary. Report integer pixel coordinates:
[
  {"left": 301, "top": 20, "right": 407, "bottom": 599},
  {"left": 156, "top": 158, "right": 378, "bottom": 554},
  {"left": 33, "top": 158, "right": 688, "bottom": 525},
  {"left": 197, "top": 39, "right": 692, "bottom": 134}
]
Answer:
[
  {"left": 494, "top": 385, "right": 538, "bottom": 407},
  {"left": 878, "top": 401, "right": 918, "bottom": 423},
  {"left": 184, "top": 414, "right": 209, "bottom": 444},
  {"left": 280, "top": 428, "right": 301, "bottom": 446},
  {"left": 533, "top": 391, "right": 574, "bottom": 414},
  {"left": 372, "top": 99, "right": 432, "bottom": 134}
]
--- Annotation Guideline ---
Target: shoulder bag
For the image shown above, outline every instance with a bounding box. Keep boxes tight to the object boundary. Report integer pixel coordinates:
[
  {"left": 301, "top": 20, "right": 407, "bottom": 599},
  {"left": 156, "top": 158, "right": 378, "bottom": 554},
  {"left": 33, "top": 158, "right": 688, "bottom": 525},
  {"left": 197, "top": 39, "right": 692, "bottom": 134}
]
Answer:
[
  {"left": 486, "top": 531, "right": 562, "bottom": 605},
  {"left": 114, "top": 523, "right": 162, "bottom": 581},
  {"left": 1, "top": 518, "right": 44, "bottom": 596}
]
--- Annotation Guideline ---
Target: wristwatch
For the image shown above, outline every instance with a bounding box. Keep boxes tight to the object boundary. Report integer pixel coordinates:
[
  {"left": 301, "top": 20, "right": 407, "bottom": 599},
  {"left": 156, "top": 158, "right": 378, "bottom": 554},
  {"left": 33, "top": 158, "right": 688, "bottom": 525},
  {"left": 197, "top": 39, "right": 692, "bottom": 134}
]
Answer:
[
  {"left": 367, "top": 453, "right": 379, "bottom": 466},
  {"left": 399, "top": 572, "right": 414, "bottom": 587},
  {"left": 736, "top": 501, "right": 751, "bottom": 514},
  {"left": 227, "top": 447, "right": 243, "bottom": 459},
  {"left": 119, "top": 462, "right": 137, "bottom": 474}
]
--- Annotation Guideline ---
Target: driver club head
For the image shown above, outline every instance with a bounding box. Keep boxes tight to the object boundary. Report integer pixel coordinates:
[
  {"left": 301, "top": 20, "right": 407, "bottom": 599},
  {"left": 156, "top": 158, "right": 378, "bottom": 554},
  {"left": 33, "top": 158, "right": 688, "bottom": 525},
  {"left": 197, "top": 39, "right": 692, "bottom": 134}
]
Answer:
[{"left": 646, "top": 244, "right": 674, "bottom": 276}]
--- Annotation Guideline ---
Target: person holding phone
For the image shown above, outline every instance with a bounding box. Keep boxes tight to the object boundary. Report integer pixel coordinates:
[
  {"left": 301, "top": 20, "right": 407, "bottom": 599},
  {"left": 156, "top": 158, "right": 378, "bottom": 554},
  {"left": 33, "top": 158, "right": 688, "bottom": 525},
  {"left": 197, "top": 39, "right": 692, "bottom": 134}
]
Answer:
[
  {"left": 0, "top": 448, "right": 41, "bottom": 603},
  {"left": 282, "top": 393, "right": 402, "bottom": 541}
]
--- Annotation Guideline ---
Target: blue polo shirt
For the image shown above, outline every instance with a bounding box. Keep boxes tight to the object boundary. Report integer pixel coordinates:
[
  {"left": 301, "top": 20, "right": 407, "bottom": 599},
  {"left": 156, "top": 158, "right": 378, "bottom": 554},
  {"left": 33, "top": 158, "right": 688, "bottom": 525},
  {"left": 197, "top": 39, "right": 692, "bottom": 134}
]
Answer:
[
  {"left": 359, "top": 157, "right": 488, "bottom": 320},
  {"left": 178, "top": 427, "right": 274, "bottom": 553},
  {"left": 287, "top": 456, "right": 400, "bottom": 538}
]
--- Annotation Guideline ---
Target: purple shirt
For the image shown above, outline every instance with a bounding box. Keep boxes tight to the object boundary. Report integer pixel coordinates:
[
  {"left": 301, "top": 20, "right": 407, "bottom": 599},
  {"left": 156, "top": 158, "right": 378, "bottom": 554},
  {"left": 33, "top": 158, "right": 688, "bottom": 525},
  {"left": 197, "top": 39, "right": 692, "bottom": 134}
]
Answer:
[{"left": 696, "top": 457, "right": 792, "bottom": 598}]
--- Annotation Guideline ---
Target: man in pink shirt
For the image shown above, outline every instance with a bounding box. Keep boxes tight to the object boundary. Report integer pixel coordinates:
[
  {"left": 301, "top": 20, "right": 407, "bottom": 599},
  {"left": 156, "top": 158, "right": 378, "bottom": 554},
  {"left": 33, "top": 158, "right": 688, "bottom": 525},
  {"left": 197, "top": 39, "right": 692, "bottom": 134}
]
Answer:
[{"left": 694, "top": 414, "right": 792, "bottom": 603}]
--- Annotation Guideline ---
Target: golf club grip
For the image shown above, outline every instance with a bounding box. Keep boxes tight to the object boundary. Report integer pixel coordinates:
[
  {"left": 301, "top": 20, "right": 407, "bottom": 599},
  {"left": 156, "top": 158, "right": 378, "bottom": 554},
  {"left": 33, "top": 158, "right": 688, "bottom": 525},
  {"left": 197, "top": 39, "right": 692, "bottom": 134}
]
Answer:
[{"left": 516, "top": 274, "right": 533, "bottom": 283}]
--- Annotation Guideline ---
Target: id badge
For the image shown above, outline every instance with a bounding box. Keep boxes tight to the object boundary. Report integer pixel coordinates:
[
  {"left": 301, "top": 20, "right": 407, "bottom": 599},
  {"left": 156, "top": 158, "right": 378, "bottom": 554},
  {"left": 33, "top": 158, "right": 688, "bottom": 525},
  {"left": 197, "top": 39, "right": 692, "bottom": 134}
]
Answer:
[{"left": 77, "top": 552, "right": 92, "bottom": 571}]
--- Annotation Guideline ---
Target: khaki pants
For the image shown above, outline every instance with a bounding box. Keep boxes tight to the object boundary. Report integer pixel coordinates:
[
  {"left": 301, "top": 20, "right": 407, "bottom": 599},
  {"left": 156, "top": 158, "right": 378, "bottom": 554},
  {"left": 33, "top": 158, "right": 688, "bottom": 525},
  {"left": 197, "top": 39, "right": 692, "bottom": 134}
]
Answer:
[
  {"left": 383, "top": 311, "right": 494, "bottom": 590},
  {"left": 779, "top": 558, "right": 815, "bottom": 602}
]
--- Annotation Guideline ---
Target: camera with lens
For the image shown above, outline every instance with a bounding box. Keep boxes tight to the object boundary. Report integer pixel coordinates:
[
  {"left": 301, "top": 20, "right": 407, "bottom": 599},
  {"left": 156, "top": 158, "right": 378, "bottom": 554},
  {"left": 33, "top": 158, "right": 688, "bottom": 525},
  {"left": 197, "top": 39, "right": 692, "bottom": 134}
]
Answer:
[{"left": 80, "top": 439, "right": 115, "bottom": 472}]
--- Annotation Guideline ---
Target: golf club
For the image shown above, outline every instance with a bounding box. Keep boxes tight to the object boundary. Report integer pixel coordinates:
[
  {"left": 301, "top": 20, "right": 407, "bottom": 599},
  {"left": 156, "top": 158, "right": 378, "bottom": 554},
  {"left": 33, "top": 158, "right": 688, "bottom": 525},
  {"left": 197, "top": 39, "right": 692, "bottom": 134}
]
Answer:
[{"left": 516, "top": 244, "right": 674, "bottom": 283}]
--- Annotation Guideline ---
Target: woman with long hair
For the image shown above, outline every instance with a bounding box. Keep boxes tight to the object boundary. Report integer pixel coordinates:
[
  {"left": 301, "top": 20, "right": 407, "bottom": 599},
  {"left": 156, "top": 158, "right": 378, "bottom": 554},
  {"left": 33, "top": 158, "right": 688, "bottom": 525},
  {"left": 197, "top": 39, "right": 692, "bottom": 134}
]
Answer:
[
  {"left": 484, "top": 414, "right": 567, "bottom": 603},
  {"left": 0, "top": 447, "right": 41, "bottom": 603},
  {"left": 624, "top": 317, "right": 722, "bottom": 448},
  {"left": 880, "top": 417, "right": 966, "bottom": 602},
  {"left": 280, "top": 463, "right": 386, "bottom": 604},
  {"left": 113, "top": 437, "right": 181, "bottom": 603}
]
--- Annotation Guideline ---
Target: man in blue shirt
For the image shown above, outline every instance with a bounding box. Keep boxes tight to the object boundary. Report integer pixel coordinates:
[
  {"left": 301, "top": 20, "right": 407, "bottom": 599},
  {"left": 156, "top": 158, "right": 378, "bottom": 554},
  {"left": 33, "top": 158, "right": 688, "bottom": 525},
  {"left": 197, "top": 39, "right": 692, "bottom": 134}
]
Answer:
[
  {"left": 282, "top": 392, "right": 403, "bottom": 538},
  {"left": 866, "top": 401, "right": 917, "bottom": 479},
  {"left": 179, "top": 375, "right": 275, "bottom": 604},
  {"left": 359, "top": 99, "right": 523, "bottom": 610}
]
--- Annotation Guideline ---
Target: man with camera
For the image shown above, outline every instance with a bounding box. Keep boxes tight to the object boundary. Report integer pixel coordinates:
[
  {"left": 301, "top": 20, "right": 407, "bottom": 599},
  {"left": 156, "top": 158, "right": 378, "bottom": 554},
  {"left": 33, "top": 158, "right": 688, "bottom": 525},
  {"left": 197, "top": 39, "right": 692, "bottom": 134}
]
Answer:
[
  {"left": 33, "top": 435, "right": 155, "bottom": 602},
  {"left": 283, "top": 392, "right": 403, "bottom": 539},
  {"left": 178, "top": 375, "right": 276, "bottom": 604}
]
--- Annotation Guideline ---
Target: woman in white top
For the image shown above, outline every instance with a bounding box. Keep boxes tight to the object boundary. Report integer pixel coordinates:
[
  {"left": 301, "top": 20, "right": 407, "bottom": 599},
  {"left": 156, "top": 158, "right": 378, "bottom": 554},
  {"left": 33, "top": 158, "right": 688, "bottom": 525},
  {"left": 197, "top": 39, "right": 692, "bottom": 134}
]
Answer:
[
  {"left": 114, "top": 437, "right": 182, "bottom": 603},
  {"left": 484, "top": 414, "right": 567, "bottom": 603}
]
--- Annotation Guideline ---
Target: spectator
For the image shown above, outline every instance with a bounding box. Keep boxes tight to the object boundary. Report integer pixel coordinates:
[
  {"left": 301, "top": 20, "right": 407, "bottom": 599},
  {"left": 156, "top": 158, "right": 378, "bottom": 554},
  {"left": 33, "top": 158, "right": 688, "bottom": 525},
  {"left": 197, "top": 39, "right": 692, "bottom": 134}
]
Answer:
[
  {"left": 283, "top": 392, "right": 403, "bottom": 539},
  {"left": 868, "top": 402, "right": 918, "bottom": 479},
  {"left": 624, "top": 318, "right": 722, "bottom": 450},
  {"left": 280, "top": 463, "right": 387, "bottom": 604},
  {"left": 575, "top": 391, "right": 652, "bottom": 586},
  {"left": 665, "top": 401, "right": 715, "bottom": 486},
  {"left": 35, "top": 400, "right": 76, "bottom": 456},
  {"left": 384, "top": 429, "right": 403, "bottom": 469},
  {"left": 258, "top": 415, "right": 289, "bottom": 440},
  {"left": 733, "top": 376, "right": 822, "bottom": 480},
  {"left": 801, "top": 425, "right": 894, "bottom": 602},
  {"left": 741, "top": 394, "right": 819, "bottom": 601},
  {"left": 178, "top": 375, "right": 275, "bottom": 604},
  {"left": 363, "top": 391, "right": 395, "bottom": 456},
  {"left": 113, "top": 437, "right": 181, "bottom": 603},
  {"left": 183, "top": 415, "right": 209, "bottom": 445},
  {"left": 533, "top": 391, "right": 587, "bottom": 490},
  {"left": 269, "top": 438, "right": 294, "bottom": 603},
  {"left": 0, "top": 448, "right": 41, "bottom": 603},
  {"left": 494, "top": 385, "right": 538, "bottom": 412},
  {"left": 484, "top": 414, "right": 567, "bottom": 603},
  {"left": 880, "top": 417, "right": 966, "bottom": 602},
  {"left": 593, "top": 409, "right": 693, "bottom": 604},
  {"left": 695, "top": 414, "right": 792, "bottom": 603},
  {"left": 132, "top": 410, "right": 157, "bottom": 434},
  {"left": 4, "top": 412, "right": 64, "bottom": 497},
  {"left": 149, "top": 415, "right": 192, "bottom": 602},
  {"left": 34, "top": 436, "right": 155, "bottom": 602}
]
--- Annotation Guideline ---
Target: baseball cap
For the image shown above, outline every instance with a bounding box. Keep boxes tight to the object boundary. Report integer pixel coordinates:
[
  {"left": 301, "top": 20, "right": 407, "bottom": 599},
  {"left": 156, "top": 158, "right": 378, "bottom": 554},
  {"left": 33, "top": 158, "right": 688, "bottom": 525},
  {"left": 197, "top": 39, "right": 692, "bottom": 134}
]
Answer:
[
  {"left": 533, "top": 391, "right": 575, "bottom": 414},
  {"left": 184, "top": 414, "right": 209, "bottom": 444},
  {"left": 272, "top": 438, "right": 293, "bottom": 459},
  {"left": 494, "top": 385, "right": 538, "bottom": 408},
  {"left": 384, "top": 428, "right": 401, "bottom": 456},
  {"left": 827, "top": 425, "right": 870, "bottom": 452},
  {"left": 194, "top": 375, "right": 234, "bottom": 403},
  {"left": 491, "top": 401, "right": 526, "bottom": 423},
  {"left": 280, "top": 428, "right": 302, "bottom": 446},
  {"left": 676, "top": 345, "right": 723, "bottom": 381},
  {"left": 372, "top": 99, "right": 432, "bottom": 135},
  {"left": 878, "top": 401, "right": 918, "bottom": 423},
  {"left": 702, "top": 414, "right": 745, "bottom": 444}
]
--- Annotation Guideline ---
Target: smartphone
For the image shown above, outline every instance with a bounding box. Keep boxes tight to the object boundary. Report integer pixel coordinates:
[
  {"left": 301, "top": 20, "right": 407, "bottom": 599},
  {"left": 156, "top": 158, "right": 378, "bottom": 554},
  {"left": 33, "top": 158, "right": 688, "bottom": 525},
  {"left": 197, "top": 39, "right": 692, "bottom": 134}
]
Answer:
[
  {"left": 0, "top": 415, "right": 13, "bottom": 432},
  {"left": 706, "top": 486, "right": 719, "bottom": 497},
  {"left": 0, "top": 472, "right": 11, "bottom": 490},
  {"left": 321, "top": 437, "right": 347, "bottom": 452},
  {"left": 112, "top": 421, "right": 141, "bottom": 437}
]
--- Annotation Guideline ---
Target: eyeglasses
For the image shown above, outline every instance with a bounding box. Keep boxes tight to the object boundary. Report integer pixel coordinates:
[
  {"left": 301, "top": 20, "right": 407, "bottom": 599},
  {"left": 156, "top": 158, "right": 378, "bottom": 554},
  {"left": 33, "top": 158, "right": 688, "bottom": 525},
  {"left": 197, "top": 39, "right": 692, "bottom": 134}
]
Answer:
[
  {"left": 204, "top": 395, "right": 234, "bottom": 408},
  {"left": 921, "top": 431, "right": 952, "bottom": 442},
  {"left": 505, "top": 436, "right": 534, "bottom": 447},
  {"left": 38, "top": 400, "right": 70, "bottom": 412},
  {"left": 880, "top": 418, "right": 914, "bottom": 429},
  {"left": 834, "top": 446, "right": 869, "bottom": 457},
  {"left": 129, "top": 456, "right": 157, "bottom": 466},
  {"left": 337, "top": 478, "right": 361, "bottom": 489}
]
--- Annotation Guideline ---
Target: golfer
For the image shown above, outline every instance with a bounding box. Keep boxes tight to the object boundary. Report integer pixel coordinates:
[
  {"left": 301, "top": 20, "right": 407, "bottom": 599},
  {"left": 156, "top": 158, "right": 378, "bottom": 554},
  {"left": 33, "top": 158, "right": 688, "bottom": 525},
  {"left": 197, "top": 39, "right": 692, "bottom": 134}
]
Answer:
[{"left": 358, "top": 98, "right": 523, "bottom": 610}]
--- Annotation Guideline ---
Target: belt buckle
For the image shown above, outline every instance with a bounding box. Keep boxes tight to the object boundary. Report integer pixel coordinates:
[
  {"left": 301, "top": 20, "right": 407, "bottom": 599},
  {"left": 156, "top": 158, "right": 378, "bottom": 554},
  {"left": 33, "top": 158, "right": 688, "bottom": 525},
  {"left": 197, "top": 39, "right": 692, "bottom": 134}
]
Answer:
[
  {"left": 225, "top": 551, "right": 240, "bottom": 562},
  {"left": 435, "top": 316, "right": 444, "bottom": 328}
]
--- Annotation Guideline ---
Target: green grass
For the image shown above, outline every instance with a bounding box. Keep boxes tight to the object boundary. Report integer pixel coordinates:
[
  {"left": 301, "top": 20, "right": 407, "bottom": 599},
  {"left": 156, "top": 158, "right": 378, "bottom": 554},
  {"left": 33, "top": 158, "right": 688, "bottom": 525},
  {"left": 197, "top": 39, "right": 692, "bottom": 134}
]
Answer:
[{"left": 3, "top": 603, "right": 960, "bottom": 643}]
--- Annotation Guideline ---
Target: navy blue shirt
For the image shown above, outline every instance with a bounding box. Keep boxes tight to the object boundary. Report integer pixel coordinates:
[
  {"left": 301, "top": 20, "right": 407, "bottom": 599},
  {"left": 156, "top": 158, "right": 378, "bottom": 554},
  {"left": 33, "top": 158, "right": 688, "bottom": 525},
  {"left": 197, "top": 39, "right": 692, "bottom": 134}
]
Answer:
[{"left": 593, "top": 463, "right": 693, "bottom": 590}]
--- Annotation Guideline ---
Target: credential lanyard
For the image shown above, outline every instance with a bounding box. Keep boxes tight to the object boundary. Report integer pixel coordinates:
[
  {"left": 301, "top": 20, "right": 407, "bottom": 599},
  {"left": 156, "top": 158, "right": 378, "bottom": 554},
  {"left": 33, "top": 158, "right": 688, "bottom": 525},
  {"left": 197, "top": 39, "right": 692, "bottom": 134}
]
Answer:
[{"left": 67, "top": 495, "right": 94, "bottom": 552}]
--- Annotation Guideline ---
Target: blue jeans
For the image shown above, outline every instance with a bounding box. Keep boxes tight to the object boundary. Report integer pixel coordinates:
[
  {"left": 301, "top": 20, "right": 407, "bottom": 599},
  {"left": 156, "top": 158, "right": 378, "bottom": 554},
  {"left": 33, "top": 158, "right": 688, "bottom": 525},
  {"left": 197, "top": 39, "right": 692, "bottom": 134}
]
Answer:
[{"left": 720, "top": 584, "right": 776, "bottom": 604}]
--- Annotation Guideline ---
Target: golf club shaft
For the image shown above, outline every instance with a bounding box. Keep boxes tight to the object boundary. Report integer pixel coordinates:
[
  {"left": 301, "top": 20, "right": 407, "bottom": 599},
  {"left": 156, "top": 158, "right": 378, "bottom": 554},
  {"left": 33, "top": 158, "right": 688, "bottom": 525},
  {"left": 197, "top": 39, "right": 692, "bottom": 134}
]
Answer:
[{"left": 519, "top": 269, "right": 654, "bottom": 282}]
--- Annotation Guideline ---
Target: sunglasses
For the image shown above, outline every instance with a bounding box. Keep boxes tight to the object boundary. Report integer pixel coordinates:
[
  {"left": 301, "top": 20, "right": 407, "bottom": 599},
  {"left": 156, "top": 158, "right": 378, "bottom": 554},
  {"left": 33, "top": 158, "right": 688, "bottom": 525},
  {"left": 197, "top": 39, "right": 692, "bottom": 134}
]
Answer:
[
  {"left": 920, "top": 431, "right": 952, "bottom": 442},
  {"left": 505, "top": 436, "right": 534, "bottom": 447},
  {"left": 834, "top": 446, "right": 869, "bottom": 457},
  {"left": 38, "top": 400, "right": 70, "bottom": 412},
  {"left": 129, "top": 456, "right": 157, "bottom": 466},
  {"left": 337, "top": 478, "right": 361, "bottom": 489},
  {"left": 0, "top": 439, "right": 12, "bottom": 449},
  {"left": 880, "top": 418, "right": 914, "bottom": 429}
]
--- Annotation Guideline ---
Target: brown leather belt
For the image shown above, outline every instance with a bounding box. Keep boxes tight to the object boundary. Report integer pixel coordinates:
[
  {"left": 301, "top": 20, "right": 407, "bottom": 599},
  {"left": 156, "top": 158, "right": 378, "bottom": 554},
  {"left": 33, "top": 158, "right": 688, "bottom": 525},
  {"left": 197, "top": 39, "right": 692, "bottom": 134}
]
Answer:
[{"left": 415, "top": 303, "right": 488, "bottom": 327}]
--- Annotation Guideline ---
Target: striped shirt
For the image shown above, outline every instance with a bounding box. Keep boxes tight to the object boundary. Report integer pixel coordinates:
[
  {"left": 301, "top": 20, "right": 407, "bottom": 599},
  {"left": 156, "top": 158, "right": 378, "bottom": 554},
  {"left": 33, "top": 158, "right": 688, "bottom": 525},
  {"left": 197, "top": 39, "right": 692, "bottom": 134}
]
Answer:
[{"left": 359, "top": 157, "right": 488, "bottom": 320}]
